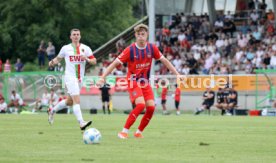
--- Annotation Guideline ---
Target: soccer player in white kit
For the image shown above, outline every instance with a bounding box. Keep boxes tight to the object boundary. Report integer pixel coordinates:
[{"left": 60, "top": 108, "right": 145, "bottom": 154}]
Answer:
[{"left": 48, "top": 29, "right": 96, "bottom": 130}]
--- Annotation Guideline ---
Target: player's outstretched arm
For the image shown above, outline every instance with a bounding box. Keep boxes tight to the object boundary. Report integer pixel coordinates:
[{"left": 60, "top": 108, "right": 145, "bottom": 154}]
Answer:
[
  {"left": 49, "top": 57, "right": 63, "bottom": 67},
  {"left": 97, "top": 60, "right": 121, "bottom": 86},
  {"left": 87, "top": 58, "right": 97, "bottom": 65}
]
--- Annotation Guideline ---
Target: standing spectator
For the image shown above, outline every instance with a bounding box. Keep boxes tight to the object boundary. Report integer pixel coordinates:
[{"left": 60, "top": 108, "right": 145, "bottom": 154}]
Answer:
[
  {"left": 99, "top": 83, "right": 111, "bottom": 114},
  {"left": 0, "top": 58, "right": 2, "bottom": 73},
  {"left": 174, "top": 84, "right": 181, "bottom": 115},
  {"left": 46, "top": 41, "right": 56, "bottom": 61},
  {"left": 0, "top": 97, "right": 7, "bottom": 113},
  {"left": 4, "top": 59, "right": 11, "bottom": 73},
  {"left": 14, "top": 58, "right": 24, "bottom": 72},
  {"left": 37, "top": 40, "right": 47, "bottom": 69}
]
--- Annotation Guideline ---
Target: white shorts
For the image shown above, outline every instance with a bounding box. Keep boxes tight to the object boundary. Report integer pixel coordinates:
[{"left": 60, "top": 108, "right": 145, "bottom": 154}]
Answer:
[{"left": 64, "top": 76, "right": 81, "bottom": 96}]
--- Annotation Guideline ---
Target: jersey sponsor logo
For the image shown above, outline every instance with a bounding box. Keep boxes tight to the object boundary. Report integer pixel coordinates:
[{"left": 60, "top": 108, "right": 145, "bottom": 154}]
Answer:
[
  {"left": 136, "top": 62, "right": 150, "bottom": 69},
  {"left": 69, "top": 56, "right": 85, "bottom": 62}
]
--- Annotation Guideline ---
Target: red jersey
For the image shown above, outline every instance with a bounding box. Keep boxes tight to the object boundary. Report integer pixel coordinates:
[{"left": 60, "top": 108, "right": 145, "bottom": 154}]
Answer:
[
  {"left": 116, "top": 43, "right": 163, "bottom": 83},
  {"left": 161, "top": 87, "right": 168, "bottom": 100},
  {"left": 175, "top": 88, "right": 181, "bottom": 102}
]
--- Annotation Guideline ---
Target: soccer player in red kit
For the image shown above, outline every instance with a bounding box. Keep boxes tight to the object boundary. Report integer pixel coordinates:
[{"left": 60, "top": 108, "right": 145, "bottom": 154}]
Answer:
[
  {"left": 161, "top": 81, "right": 169, "bottom": 115},
  {"left": 174, "top": 84, "right": 181, "bottom": 115},
  {"left": 97, "top": 24, "right": 181, "bottom": 139}
]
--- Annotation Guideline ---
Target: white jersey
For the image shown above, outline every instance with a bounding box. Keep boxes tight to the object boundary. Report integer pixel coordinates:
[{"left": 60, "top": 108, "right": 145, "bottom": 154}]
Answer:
[
  {"left": 11, "top": 93, "right": 22, "bottom": 101},
  {"left": 58, "top": 43, "right": 94, "bottom": 81},
  {"left": 10, "top": 93, "right": 23, "bottom": 105},
  {"left": 0, "top": 102, "right": 7, "bottom": 111}
]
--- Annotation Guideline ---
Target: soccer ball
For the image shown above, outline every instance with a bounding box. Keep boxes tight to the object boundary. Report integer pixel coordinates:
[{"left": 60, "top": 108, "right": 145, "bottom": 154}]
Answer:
[{"left": 83, "top": 128, "right": 102, "bottom": 144}]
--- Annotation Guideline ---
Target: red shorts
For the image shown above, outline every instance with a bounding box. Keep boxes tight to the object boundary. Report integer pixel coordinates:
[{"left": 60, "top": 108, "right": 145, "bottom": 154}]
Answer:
[{"left": 128, "top": 82, "right": 154, "bottom": 103}]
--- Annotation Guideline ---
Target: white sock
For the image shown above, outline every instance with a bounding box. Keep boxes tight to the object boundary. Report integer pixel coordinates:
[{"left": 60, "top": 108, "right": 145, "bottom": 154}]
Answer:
[
  {"left": 73, "top": 104, "right": 84, "bottom": 124},
  {"left": 52, "top": 100, "right": 67, "bottom": 113},
  {"left": 122, "top": 128, "right": 129, "bottom": 133},
  {"left": 135, "top": 129, "right": 142, "bottom": 134}
]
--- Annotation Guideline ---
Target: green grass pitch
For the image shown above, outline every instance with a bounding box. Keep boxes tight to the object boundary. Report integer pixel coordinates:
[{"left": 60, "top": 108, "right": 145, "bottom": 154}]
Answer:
[{"left": 1, "top": 113, "right": 276, "bottom": 163}]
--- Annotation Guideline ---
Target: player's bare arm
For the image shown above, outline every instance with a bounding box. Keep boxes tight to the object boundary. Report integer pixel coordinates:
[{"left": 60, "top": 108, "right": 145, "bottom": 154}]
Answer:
[
  {"left": 49, "top": 56, "right": 63, "bottom": 67},
  {"left": 97, "top": 59, "right": 121, "bottom": 86},
  {"left": 80, "top": 55, "right": 97, "bottom": 65}
]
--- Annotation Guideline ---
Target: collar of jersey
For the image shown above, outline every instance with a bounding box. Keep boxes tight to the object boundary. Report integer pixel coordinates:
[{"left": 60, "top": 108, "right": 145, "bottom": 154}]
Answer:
[{"left": 135, "top": 43, "right": 147, "bottom": 49}]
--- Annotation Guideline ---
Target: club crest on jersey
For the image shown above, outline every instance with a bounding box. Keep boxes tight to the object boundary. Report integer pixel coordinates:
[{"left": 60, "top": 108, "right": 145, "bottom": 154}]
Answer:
[{"left": 82, "top": 49, "right": 85, "bottom": 53}]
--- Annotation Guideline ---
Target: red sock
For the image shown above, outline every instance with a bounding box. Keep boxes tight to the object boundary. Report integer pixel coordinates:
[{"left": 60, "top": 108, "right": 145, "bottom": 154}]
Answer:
[
  {"left": 138, "top": 106, "right": 155, "bottom": 132},
  {"left": 124, "top": 103, "right": 145, "bottom": 129}
]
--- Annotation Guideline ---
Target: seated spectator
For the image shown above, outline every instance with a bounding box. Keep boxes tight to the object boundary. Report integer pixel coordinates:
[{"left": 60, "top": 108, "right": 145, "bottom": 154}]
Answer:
[
  {"left": 270, "top": 52, "right": 276, "bottom": 69},
  {"left": 266, "top": 9, "right": 275, "bottom": 21},
  {"left": 245, "top": 59, "right": 254, "bottom": 74},
  {"left": 172, "top": 55, "right": 182, "bottom": 71},
  {"left": 223, "top": 18, "right": 236, "bottom": 37},
  {"left": 215, "top": 88, "right": 225, "bottom": 115},
  {"left": 234, "top": 47, "right": 245, "bottom": 70},
  {"left": 226, "top": 86, "right": 238, "bottom": 115},
  {"left": 31, "top": 89, "right": 59, "bottom": 113},
  {"left": 203, "top": 52, "right": 214, "bottom": 74},
  {"left": 246, "top": 48, "right": 255, "bottom": 61},
  {"left": 250, "top": 10, "right": 259, "bottom": 25},
  {"left": 195, "top": 87, "right": 215, "bottom": 115},
  {"left": 224, "top": 11, "right": 234, "bottom": 20},
  {"left": 214, "top": 18, "right": 224, "bottom": 32},
  {"left": 266, "top": 22, "right": 275, "bottom": 35},
  {"left": 262, "top": 53, "right": 271, "bottom": 69},
  {"left": 239, "top": 21, "right": 250, "bottom": 34},
  {"left": 252, "top": 29, "right": 261, "bottom": 43},
  {"left": 7, "top": 90, "right": 24, "bottom": 113},
  {"left": 179, "top": 63, "right": 190, "bottom": 75},
  {"left": 0, "top": 98, "right": 7, "bottom": 114}
]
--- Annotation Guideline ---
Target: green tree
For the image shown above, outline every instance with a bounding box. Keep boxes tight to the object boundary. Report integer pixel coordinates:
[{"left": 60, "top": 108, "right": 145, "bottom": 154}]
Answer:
[{"left": 0, "top": 0, "right": 137, "bottom": 64}]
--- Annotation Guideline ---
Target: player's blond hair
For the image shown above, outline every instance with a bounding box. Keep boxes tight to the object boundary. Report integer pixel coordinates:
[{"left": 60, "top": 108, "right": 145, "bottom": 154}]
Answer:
[{"left": 134, "top": 24, "right": 148, "bottom": 33}]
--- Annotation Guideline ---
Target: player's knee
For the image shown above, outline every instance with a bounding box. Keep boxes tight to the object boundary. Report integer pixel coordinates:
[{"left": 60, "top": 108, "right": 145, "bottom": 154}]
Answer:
[
  {"left": 66, "top": 99, "right": 73, "bottom": 106},
  {"left": 146, "top": 106, "right": 155, "bottom": 114}
]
